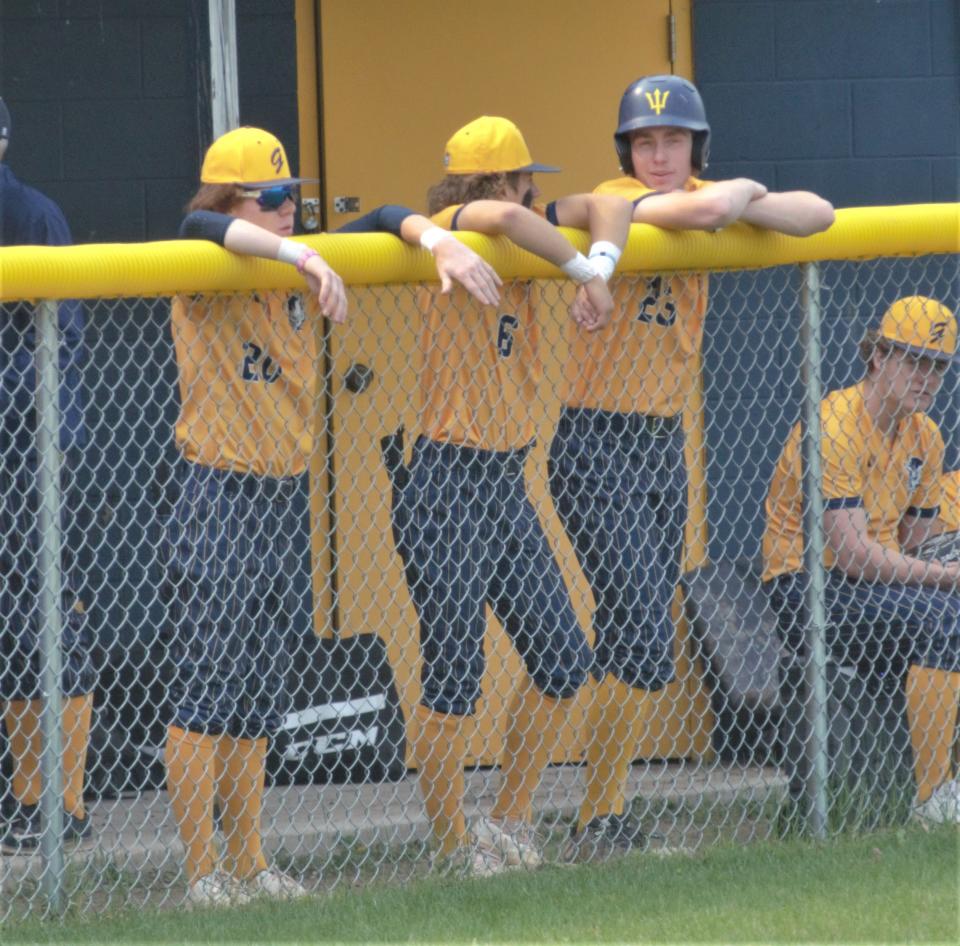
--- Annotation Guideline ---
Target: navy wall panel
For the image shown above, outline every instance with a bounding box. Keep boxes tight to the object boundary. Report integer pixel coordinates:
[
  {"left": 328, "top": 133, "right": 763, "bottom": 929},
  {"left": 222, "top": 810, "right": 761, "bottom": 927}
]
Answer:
[
  {"left": 694, "top": 0, "right": 959, "bottom": 564},
  {"left": 705, "top": 81, "right": 851, "bottom": 162},
  {"left": 931, "top": 0, "right": 960, "bottom": 74},
  {"left": 690, "top": 3, "right": 777, "bottom": 82},
  {"left": 766, "top": 159, "right": 937, "bottom": 209},
  {"left": 0, "top": 2, "right": 207, "bottom": 242},
  {"left": 44, "top": 180, "right": 148, "bottom": 244},
  {"left": 854, "top": 78, "right": 959, "bottom": 157},
  {"left": 776, "top": 2, "right": 930, "bottom": 79},
  {"left": 932, "top": 159, "right": 959, "bottom": 201}
]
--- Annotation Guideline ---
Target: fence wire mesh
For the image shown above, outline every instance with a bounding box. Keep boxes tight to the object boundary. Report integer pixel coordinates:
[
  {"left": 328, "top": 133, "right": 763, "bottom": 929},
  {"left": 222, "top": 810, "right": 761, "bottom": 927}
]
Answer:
[{"left": 0, "top": 251, "right": 957, "bottom": 918}]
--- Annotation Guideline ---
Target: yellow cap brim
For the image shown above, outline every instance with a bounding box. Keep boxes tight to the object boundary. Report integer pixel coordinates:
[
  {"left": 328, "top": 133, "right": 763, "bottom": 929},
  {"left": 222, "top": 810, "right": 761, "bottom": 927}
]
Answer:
[{"left": 234, "top": 176, "right": 319, "bottom": 188}]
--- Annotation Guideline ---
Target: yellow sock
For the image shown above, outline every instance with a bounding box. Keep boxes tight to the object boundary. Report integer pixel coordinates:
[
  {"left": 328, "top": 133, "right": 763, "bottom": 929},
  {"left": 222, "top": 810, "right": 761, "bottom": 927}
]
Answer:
[
  {"left": 62, "top": 694, "right": 93, "bottom": 819},
  {"left": 216, "top": 735, "right": 269, "bottom": 881},
  {"left": 3, "top": 700, "right": 42, "bottom": 806},
  {"left": 906, "top": 666, "right": 960, "bottom": 803},
  {"left": 412, "top": 705, "right": 467, "bottom": 856},
  {"left": 578, "top": 675, "right": 653, "bottom": 829},
  {"left": 164, "top": 726, "right": 218, "bottom": 884},
  {"left": 491, "top": 684, "right": 568, "bottom": 823}
]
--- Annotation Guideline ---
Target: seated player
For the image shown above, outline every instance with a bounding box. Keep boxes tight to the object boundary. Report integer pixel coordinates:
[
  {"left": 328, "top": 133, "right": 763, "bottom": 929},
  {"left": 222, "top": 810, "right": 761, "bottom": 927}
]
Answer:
[{"left": 763, "top": 295, "right": 960, "bottom": 826}]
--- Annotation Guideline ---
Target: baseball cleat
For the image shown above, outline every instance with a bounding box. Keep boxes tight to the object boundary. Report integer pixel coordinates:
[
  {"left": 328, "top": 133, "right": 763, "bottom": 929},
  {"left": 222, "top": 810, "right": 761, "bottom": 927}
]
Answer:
[{"left": 471, "top": 815, "right": 543, "bottom": 869}]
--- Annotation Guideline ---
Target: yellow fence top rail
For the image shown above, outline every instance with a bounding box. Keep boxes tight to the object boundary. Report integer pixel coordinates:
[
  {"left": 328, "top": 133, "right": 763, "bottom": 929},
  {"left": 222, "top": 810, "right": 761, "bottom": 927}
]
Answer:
[{"left": 0, "top": 203, "right": 956, "bottom": 303}]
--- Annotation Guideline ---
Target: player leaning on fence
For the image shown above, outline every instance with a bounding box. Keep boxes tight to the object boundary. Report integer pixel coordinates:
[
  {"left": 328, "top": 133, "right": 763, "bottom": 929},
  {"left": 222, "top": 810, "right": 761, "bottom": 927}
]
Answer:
[
  {"left": 384, "top": 116, "right": 632, "bottom": 877},
  {"left": 163, "top": 126, "right": 501, "bottom": 908},
  {"left": 0, "top": 98, "right": 95, "bottom": 856},
  {"left": 763, "top": 296, "right": 960, "bottom": 826},
  {"left": 544, "top": 76, "right": 835, "bottom": 863}
]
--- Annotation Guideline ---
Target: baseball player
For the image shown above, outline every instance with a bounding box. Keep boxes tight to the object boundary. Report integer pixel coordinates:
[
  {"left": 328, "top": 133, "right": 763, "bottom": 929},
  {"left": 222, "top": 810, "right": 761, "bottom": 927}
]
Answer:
[
  {"left": 763, "top": 296, "right": 960, "bottom": 825},
  {"left": 385, "top": 116, "right": 631, "bottom": 877},
  {"left": 543, "top": 76, "right": 835, "bottom": 862},
  {"left": 164, "top": 126, "right": 502, "bottom": 907},
  {"left": 0, "top": 98, "right": 95, "bottom": 855}
]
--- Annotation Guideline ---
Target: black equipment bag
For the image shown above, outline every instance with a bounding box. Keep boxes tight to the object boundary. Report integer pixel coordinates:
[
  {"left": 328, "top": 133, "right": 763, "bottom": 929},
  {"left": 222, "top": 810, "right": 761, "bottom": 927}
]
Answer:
[
  {"left": 682, "top": 557, "right": 783, "bottom": 763},
  {"left": 268, "top": 632, "right": 407, "bottom": 786}
]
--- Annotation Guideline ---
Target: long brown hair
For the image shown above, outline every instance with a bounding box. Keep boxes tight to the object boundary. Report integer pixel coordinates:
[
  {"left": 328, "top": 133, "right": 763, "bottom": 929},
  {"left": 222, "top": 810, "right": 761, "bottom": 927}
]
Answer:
[
  {"left": 426, "top": 171, "right": 523, "bottom": 216},
  {"left": 859, "top": 328, "right": 892, "bottom": 375},
  {"left": 185, "top": 183, "right": 242, "bottom": 214}
]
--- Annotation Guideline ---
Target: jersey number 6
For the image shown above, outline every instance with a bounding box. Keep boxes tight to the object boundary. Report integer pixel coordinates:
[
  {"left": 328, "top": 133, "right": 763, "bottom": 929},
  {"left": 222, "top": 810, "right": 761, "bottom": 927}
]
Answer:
[{"left": 497, "top": 314, "right": 520, "bottom": 357}]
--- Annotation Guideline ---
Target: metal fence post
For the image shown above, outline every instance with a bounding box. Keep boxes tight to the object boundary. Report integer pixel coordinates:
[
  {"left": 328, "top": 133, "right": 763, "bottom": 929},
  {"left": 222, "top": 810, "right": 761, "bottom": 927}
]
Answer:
[
  {"left": 35, "top": 299, "right": 66, "bottom": 912},
  {"left": 799, "top": 263, "right": 830, "bottom": 838}
]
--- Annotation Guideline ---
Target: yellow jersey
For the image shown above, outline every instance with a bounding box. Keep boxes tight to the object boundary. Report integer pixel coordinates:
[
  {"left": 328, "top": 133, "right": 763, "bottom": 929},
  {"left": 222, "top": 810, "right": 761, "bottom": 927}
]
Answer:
[
  {"left": 561, "top": 176, "right": 709, "bottom": 418},
  {"left": 171, "top": 291, "right": 318, "bottom": 477},
  {"left": 763, "top": 382, "right": 945, "bottom": 580},
  {"left": 416, "top": 203, "right": 542, "bottom": 452},
  {"left": 940, "top": 470, "right": 960, "bottom": 532}
]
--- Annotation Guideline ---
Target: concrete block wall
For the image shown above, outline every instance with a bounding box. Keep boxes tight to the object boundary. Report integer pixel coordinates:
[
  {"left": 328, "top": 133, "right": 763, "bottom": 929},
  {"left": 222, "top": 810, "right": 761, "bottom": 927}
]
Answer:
[
  {"left": 0, "top": 0, "right": 299, "bottom": 242},
  {"left": 694, "top": 0, "right": 958, "bottom": 208},
  {"left": 693, "top": 0, "right": 959, "bottom": 562}
]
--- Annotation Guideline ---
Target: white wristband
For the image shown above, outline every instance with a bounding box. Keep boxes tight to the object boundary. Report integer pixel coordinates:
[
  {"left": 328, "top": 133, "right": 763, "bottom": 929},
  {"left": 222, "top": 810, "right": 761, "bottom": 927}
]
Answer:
[
  {"left": 589, "top": 240, "right": 622, "bottom": 264},
  {"left": 560, "top": 251, "right": 597, "bottom": 284},
  {"left": 589, "top": 255, "right": 616, "bottom": 283},
  {"left": 277, "top": 238, "right": 307, "bottom": 266},
  {"left": 419, "top": 226, "right": 450, "bottom": 252},
  {"left": 589, "top": 240, "right": 621, "bottom": 283}
]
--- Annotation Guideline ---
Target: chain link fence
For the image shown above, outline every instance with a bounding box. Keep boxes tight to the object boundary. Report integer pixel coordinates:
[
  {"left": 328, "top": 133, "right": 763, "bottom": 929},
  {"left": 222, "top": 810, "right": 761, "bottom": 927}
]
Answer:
[{"left": 0, "top": 228, "right": 957, "bottom": 918}]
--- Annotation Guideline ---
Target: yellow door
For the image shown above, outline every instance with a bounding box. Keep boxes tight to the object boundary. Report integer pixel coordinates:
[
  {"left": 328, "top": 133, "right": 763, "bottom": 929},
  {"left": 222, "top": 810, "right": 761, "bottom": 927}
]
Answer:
[
  {"left": 317, "top": 0, "right": 690, "bottom": 224},
  {"left": 310, "top": 0, "right": 711, "bottom": 764}
]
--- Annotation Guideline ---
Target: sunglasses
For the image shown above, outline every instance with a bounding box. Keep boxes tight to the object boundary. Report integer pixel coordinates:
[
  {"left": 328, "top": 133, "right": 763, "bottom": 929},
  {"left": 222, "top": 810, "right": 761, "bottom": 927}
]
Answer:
[{"left": 239, "top": 184, "right": 298, "bottom": 210}]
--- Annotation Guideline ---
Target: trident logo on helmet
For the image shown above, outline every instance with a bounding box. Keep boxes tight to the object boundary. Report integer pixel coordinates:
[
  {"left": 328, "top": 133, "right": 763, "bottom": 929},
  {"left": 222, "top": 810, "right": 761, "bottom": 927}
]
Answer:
[{"left": 645, "top": 89, "right": 670, "bottom": 115}]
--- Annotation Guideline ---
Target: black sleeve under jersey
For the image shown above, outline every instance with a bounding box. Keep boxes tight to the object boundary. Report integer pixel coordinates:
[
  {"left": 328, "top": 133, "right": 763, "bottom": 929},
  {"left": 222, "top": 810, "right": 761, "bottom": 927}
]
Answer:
[
  {"left": 179, "top": 210, "right": 233, "bottom": 245},
  {"left": 333, "top": 204, "right": 415, "bottom": 237},
  {"left": 545, "top": 201, "right": 560, "bottom": 226},
  {"left": 179, "top": 204, "right": 418, "bottom": 243}
]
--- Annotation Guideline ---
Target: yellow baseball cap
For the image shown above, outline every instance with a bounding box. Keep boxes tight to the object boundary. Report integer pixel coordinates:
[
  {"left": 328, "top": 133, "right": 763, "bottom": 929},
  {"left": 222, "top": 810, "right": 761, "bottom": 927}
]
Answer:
[
  {"left": 200, "top": 126, "right": 317, "bottom": 187},
  {"left": 443, "top": 116, "right": 560, "bottom": 175},
  {"left": 879, "top": 295, "right": 958, "bottom": 363}
]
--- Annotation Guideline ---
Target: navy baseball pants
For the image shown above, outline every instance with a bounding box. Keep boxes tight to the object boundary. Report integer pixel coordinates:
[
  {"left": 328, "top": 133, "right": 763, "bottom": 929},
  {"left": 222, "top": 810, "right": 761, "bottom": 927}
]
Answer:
[
  {"left": 161, "top": 462, "right": 297, "bottom": 739},
  {"left": 548, "top": 406, "right": 687, "bottom": 691},
  {"left": 388, "top": 434, "right": 591, "bottom": 716},
  {"left": 768, "top": 569, "right": 960, "bottom": 676}
]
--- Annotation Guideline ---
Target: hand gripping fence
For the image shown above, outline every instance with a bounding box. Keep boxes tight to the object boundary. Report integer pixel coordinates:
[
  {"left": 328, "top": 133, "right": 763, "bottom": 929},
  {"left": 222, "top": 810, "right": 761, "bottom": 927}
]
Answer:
[{"left": 0, "top": 204, "right": 956, "bottom": 916}]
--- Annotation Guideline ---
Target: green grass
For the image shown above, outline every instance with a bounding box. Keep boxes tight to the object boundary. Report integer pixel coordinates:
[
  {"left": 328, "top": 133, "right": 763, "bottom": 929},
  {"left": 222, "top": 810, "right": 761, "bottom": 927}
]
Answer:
[
  {"left": 3, "top": 825, "right": 956, "bottom": 946},
  {"left": 775, "top": 772, "right": 916, "bottom": 839}
]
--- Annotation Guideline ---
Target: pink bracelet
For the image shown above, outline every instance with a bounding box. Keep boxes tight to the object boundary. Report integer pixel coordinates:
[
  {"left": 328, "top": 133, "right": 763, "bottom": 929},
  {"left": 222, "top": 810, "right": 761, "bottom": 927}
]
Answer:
[{"left": 295, "top": 248, "right": 320, "bottom": 274}]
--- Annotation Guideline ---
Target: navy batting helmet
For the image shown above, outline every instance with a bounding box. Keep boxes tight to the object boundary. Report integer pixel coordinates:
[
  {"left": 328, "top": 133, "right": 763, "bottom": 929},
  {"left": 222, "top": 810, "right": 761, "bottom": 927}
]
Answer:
[{"left": 614, "top": 75, "right": 710, "bottom": 175}]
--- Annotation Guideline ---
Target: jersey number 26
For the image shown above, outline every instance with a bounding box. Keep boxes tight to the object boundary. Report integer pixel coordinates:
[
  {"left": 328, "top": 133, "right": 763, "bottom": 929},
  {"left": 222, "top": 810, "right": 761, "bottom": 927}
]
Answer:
[{"left": 242, "top": 341, "right": 282, "bottom": 383}]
